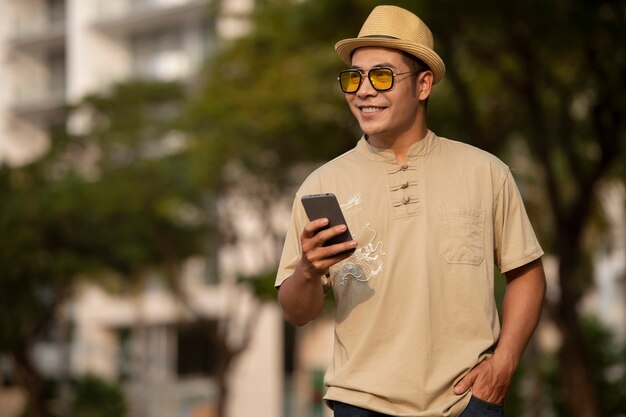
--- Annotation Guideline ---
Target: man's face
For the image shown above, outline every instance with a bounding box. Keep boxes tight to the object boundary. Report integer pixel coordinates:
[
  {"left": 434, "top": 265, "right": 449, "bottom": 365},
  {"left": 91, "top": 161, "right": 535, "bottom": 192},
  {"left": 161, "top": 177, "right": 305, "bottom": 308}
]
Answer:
[{"left": 345, "top": 47, "right": 424, "bottom": 144}]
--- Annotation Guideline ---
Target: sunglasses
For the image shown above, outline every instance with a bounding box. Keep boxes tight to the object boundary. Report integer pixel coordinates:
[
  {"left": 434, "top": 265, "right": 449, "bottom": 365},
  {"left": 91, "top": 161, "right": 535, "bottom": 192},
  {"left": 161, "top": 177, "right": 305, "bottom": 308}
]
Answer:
[{"left": 338, "top": 67, "right": 419, "bottom": 93}]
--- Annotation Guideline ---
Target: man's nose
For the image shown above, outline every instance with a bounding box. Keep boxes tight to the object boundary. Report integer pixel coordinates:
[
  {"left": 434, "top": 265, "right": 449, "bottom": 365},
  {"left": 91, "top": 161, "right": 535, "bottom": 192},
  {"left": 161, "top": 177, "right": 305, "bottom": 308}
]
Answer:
[{"left": 356, "top": 74, "right": 378, "bottom": 97}]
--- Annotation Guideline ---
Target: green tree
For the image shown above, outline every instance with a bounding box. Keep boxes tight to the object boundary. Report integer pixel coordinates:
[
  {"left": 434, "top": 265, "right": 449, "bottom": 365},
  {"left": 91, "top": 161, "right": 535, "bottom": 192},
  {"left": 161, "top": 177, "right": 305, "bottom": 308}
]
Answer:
[
  {"left": 0, "top": 80, "right": 209, "bottom": 417},
  {"left": 70, "top": 375, "right": 128, "bottom": 417},
  {"left": 185, "top": 0, "right": 366, "bottom": 189},
  {"left": 541, "top": 317, "right": 626, "bottom": 416},
  {"left": 407, "top": 1, "right": 626, "bottom": 416}
]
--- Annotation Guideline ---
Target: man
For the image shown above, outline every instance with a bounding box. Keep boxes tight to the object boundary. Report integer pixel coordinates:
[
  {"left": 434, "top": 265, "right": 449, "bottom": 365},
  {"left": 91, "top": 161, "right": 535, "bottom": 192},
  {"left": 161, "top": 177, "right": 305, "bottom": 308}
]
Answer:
[{"left": 276, "top": 5, "right": 546, "bottom": 417}]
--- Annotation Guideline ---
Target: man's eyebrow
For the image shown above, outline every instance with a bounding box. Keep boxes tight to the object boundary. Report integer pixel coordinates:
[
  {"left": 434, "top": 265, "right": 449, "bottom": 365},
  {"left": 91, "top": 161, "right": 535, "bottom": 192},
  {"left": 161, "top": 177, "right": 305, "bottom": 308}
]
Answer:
[{"left": 349, "top": 62, "right": 397, "bottom": 70}]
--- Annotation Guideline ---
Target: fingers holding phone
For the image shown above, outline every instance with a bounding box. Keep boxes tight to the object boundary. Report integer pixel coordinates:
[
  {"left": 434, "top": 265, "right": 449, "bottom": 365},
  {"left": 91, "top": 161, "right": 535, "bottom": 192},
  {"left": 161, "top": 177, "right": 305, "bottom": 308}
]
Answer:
[
  {"left": 302, "top": 217, "right": 357, "bottom": 253},
  {"left": 300, "top": 219, "right": 357, "bottom": 277},
  {"left": 299, "top": 194, "right": 358, "bottom": 277}
]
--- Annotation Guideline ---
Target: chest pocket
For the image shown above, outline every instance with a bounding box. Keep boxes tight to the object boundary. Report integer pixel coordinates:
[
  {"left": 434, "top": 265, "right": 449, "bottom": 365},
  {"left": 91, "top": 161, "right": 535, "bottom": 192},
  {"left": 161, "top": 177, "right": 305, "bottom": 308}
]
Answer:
[{"left": 439, "top": 207, "right": 485, "bottom": 266}]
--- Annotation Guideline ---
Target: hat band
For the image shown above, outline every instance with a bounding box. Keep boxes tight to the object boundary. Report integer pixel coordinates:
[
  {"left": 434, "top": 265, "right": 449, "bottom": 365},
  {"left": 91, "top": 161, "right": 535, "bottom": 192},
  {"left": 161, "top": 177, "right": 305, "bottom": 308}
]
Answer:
[{"left": 359, "top": 35, "right": 400, "bottom": 40}]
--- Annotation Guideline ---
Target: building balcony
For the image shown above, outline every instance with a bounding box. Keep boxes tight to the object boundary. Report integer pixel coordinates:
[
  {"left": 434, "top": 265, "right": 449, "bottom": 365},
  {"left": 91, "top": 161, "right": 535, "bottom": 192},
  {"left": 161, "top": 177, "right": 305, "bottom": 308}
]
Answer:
[
  {"left": 8, "top": 88, "right": 67, "bottom": 123},
  {"left": 92, "top": 0, "right": 211, "bottom": 36},
  {"left": 8, "top": 19, "right": 67, "bottom": 53}
]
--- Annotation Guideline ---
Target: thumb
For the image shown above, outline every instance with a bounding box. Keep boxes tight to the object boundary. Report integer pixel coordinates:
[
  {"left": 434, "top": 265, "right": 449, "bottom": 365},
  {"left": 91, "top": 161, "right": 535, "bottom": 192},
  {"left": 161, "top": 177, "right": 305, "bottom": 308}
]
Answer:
[{"left": 454, "top": 370, "right": 477, "bottom": 395}]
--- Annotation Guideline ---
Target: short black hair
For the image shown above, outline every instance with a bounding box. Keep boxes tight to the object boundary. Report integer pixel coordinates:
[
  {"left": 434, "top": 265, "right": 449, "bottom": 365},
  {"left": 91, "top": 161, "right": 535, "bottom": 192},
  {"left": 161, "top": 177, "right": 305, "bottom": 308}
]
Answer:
[
  {"left": 400, "top": 51, "right": 430, "bottom": 74},
  {"left": 400, "top": 52, "right": 430, "bottom": 106}
]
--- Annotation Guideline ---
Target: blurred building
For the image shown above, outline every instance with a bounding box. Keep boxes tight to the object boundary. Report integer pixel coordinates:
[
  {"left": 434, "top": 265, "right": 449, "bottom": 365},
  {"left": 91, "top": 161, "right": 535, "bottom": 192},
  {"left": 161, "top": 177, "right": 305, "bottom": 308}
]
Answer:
[
  {"left": 68, "top": 260, "right": 283, "bottom": 417},
  {"left": 0, "top": 0, "right": 253, "bottom": 166}
]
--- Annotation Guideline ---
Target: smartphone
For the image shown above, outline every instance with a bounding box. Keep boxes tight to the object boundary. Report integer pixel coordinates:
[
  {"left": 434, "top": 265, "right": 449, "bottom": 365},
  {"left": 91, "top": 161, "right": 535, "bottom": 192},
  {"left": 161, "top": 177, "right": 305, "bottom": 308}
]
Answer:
[{"left": 301, "top": 193, "right": 355, "bottom": 252}]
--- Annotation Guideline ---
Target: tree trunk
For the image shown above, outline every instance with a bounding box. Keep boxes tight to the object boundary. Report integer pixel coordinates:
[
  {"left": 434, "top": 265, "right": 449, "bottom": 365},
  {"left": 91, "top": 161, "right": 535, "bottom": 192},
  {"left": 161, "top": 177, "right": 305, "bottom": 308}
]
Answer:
[
  {"left": 214, "top": 365, "right": 230, "bottom": 417},
  {"left": 11, "top": 346, "right": 50, "bottom": 417},
  {"left": 555, "top": 241, "right": 601, "bottom": 417},
  {"left": 210, "top": 296, "right": 262, "bottom": 417},
  {"left": 557, "top": 311, "right": 600, "bottom": 417}
]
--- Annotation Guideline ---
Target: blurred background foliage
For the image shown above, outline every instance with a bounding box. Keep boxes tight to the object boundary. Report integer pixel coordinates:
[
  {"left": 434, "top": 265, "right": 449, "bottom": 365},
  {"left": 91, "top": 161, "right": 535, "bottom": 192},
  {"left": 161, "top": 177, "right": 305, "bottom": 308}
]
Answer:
[
  {"left": 69, "top": 376, "right": 128, "bottom": 417},
  {"left": 0, "top": 0, "right": 625, "bottom": 416}
]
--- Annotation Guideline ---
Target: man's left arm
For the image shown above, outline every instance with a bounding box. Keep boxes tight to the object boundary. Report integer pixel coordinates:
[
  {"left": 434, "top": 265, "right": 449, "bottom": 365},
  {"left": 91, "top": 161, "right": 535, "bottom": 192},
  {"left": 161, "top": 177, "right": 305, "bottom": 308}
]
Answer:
[{"left": 453, "top": 258, "right": 547, "bottom": 403}]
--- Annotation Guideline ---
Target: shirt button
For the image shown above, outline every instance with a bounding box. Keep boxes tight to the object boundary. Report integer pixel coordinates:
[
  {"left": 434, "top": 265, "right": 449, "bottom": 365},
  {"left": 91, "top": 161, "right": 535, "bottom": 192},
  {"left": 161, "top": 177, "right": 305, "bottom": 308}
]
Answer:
[
  {"left": 401, "top": 181, "right": 409, "bottom": 189},
  {"left": 402, "top": 196, "right": 411, "bottom": 204}
]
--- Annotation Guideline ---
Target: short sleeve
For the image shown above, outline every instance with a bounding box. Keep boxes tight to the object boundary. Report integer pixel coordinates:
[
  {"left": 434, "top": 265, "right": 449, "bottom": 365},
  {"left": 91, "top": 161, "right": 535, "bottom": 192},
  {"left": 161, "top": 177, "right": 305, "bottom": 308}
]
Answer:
[
  {"left": 275, "top": 192, "right": 309, "bottom": 288},
  {"left": 494, "top": 170, "right": 544, "bottom": 273}
]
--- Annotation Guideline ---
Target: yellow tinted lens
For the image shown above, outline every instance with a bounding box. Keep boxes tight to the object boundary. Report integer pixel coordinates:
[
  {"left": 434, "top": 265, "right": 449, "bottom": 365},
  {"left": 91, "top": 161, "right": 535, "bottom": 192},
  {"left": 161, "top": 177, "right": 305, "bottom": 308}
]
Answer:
[
  {"left": 340, "top": 71, "right": 361, "bottom": 93},
  {"left": 370, "top": 68, "right": 393, "bottom": 90}
]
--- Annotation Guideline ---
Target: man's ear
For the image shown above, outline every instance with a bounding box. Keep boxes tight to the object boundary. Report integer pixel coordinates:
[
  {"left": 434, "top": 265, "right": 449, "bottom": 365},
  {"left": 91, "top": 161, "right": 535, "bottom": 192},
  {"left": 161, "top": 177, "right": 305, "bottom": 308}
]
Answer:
[{"left": 416, "top": 70, "right": 433, "bottom": 101}]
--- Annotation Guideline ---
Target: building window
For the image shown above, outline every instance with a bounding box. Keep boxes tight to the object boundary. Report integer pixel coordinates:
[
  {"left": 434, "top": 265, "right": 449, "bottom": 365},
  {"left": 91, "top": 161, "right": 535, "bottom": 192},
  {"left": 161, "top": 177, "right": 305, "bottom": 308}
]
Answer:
[
  {"left": 144, "top": 324, "right": 175, "bottom": 380},
  {"left": 48, "top": 0, "right": 66, "bottom": 26},
  {"left": 116, "top": 328, "right": 133, "bottom": 381},
  {"left": 177, "top": 321, "right": 219, "bottom": 377},
  {"left": 116, "top": 324, "right": 176, "bottom": 381},
  {"left": 48, "top": 50, "right": 66, "bottom": 101},
  {"left": 131, "top": 27, "right": 189, "bottom": 79}
]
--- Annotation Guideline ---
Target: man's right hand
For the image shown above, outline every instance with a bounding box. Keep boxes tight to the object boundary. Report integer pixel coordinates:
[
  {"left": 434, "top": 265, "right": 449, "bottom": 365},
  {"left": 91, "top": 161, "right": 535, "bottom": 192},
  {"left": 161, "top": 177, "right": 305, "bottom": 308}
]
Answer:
[
  {"left": 298, "top": 218, "right": 358, "bottom": 279},
  {"left": 278, "top": 218, "right": 357, "bottom": 326}
]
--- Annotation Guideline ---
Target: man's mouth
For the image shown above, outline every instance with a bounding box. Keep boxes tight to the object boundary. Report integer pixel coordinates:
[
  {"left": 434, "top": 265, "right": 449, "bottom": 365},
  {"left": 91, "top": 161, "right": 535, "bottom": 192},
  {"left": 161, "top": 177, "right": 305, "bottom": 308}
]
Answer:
[{"left": 360, "top": 106, "right": 386, "bottom": 114}]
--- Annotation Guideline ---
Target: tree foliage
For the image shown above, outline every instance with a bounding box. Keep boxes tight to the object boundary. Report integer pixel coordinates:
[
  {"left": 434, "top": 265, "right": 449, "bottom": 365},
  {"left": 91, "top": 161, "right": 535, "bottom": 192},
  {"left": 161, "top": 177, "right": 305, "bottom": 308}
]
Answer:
[
  {"left": 406, "top": 1, "right": 626, "bottom": 416},
  {"left": 70, "top": 375, "right": 129, "bottom": 417},
  {"left": 0, "top": 80, "right": 209, "bottom": 417},
  {"left": 541, "top": 317, "right": 626, "bottom": 416},
  {"left": 185, "top": 0, "right": 369, "bottom": 190}
]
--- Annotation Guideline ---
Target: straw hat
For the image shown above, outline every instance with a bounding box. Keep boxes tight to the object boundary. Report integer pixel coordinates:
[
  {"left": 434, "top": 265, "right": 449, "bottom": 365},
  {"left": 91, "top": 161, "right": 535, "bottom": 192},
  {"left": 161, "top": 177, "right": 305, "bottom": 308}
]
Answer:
[{"left": 335, "top": 5, "right": 446, "bottom": 84}]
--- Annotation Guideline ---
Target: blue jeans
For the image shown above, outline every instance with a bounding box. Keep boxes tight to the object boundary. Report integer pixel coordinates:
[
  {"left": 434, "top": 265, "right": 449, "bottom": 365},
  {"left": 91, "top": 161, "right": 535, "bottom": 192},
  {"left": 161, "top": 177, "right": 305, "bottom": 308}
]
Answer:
[
  {"left": 332, "top": 397, "right": 504, "bottom": 417},
  {"left": 332, "top": 402, "right": 389, "bottom": 417},
  {"left": 459, "top": 396, "right": 504, "bottom": 417}
]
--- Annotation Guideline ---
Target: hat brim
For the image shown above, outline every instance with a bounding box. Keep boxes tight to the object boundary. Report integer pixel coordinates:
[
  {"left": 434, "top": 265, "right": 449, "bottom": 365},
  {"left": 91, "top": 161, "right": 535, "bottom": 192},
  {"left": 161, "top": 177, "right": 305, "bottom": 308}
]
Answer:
[{"left": 335, "top": 38, "right": 446, "bottom": 84}]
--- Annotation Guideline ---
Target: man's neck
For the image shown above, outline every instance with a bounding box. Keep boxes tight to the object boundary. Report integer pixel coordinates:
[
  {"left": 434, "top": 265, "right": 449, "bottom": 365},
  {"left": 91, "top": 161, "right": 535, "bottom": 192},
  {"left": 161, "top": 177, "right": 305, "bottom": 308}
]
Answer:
[{"left": 368, "top": 125, "right": 429, "bottom": 165}]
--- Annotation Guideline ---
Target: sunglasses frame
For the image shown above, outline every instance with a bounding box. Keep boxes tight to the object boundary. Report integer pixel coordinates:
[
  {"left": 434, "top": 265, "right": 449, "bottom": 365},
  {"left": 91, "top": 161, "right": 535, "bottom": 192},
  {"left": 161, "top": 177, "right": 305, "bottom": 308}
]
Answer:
[{"left": 337, "top": 66, "right": 419, "bottom": 94}]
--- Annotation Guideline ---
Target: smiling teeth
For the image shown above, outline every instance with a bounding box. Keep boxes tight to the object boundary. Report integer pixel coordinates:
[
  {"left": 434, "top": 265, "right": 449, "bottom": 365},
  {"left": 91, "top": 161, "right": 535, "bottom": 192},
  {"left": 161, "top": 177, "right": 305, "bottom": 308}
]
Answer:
[{"left": 362, "top": 107, "right": 383, "bottom": 113}]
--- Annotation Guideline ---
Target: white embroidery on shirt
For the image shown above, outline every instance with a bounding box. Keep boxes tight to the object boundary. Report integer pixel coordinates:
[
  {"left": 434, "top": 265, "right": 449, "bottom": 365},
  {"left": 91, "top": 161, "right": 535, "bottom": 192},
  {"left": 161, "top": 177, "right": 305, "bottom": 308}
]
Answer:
[
  {"left": 338, "top": 223, "right": 385, "bottom": 286},
  {"left": 340, "top": 192, "right": 362, "bottom": 211}
]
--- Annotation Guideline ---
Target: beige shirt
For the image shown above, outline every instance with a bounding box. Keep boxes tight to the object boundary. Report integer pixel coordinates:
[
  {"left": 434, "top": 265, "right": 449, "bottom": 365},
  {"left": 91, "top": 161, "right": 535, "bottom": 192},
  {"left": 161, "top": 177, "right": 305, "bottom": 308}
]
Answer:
[{"left": 276, "top": 131, "right": 543, "bottom": 416}]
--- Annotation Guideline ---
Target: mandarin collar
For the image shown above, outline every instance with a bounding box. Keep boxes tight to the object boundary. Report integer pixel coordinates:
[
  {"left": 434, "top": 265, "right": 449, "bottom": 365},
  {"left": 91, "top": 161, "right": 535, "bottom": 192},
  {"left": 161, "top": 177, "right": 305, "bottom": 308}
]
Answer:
[{"left": 356, "top": 130, "right": 437, "bottom": 163}]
